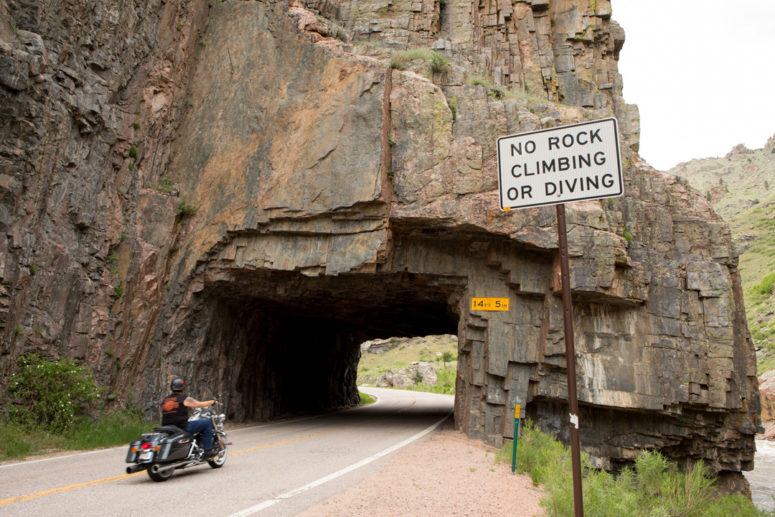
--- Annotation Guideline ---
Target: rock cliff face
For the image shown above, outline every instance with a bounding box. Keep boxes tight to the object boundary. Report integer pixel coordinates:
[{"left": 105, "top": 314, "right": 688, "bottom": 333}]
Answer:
[{"left": 0, "top": 0, "right": 760, "bottom": 481}]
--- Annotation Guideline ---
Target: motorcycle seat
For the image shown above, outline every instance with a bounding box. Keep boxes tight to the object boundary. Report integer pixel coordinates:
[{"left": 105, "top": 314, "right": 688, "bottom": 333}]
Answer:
[{"left": 153, "top": 425, "right": 187, "bottom": 435}]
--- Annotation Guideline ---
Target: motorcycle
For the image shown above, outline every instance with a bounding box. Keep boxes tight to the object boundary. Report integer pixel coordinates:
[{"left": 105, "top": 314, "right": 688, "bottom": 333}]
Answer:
[{"left": 125, "top": 401, "right": 230, "bottom": 482}]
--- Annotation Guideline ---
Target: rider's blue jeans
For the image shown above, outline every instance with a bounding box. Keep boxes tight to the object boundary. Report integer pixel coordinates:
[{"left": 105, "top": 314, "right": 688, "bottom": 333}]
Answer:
[{"left": 185, "top": 419, "right": 213, "bottom": 450}]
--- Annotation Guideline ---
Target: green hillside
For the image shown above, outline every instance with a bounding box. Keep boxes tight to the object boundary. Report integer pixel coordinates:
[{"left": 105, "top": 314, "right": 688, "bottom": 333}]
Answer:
[
  {"left": 357, "top": 335, "right": 458, "bottom": 394},
  {"left": 668, "top": 137, "right": 775, "bottom": 374}
]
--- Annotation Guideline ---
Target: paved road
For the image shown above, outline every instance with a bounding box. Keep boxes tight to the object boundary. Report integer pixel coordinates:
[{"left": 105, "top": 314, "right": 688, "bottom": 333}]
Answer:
[{"left": 0, "top": 388, "right": 452, "bottom": 517}]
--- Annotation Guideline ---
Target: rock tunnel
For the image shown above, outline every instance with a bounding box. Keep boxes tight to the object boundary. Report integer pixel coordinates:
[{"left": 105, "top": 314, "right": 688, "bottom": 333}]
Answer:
[
  {"left": 160, "top": 220, "right": 552, "bottom": 435},
  {"left": 182, "top": 266, "right": 461, "bottom": 422}
]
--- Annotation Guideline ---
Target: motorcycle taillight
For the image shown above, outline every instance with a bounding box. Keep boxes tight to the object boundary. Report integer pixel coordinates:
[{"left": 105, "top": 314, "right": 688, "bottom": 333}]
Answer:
[{"left": 141, "top": 442, "right": 152, "bottom": 450}]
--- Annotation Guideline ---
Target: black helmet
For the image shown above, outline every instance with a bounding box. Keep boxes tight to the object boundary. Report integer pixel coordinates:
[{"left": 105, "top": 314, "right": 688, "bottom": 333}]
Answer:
[{"left": 170, "top": 378, "right": 185, "bottom": 392}]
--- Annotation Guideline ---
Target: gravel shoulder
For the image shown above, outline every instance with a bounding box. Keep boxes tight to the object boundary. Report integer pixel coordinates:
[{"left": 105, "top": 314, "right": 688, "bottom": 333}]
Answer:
[{"left": 298, "top": 419, "right": 544, "bottom": 516}]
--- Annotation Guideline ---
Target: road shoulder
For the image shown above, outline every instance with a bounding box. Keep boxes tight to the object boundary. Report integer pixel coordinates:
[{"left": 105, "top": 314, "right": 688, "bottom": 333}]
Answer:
[{"left": 297, "top": 421, "right": 543, "bottom": 516}]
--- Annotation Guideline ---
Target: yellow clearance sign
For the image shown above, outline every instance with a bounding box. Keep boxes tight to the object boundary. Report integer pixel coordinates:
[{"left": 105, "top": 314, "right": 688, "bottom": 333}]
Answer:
[{"left": 470, "top": 298, "right": 510, "bottom": 311}]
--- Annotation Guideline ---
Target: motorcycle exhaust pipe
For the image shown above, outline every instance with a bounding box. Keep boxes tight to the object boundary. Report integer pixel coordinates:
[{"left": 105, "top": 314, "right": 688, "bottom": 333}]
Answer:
[
  {"left": 126, "top": 464, "right": 147, "bottom": 474},
  {"left": 151, "top": 459, "right": 195, "bottom": 475}
]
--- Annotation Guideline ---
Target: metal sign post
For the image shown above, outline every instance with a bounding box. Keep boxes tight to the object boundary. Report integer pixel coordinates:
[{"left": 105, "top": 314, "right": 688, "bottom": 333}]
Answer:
[
  {"left": 556, "top": 203, "right": 584, "bottom": 517},
  {"left": 511, "top": 403, "right": 521, "bottom": 474},
  {"left": 496, "top": 118, "right": 624, "bottom": 517}
]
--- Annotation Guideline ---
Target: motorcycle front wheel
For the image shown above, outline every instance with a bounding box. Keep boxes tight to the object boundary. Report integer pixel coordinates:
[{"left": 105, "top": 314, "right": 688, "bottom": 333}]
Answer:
[
  {"left": 147, "top": 464, "right": 174, "bottom": 482},
  {"left": 208, "top": 437, "right": 227, "bottom": 469}
]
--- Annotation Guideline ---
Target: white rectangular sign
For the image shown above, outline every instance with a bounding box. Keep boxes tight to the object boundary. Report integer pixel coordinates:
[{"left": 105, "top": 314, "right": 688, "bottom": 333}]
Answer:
[{"left": 497, "top": 118, "right": 623, "bottom": 210}]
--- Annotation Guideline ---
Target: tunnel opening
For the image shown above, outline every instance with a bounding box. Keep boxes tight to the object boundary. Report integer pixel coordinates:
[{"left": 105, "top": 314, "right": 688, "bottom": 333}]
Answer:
[
  {"left": 357, "top": 333, "right": 459, "bottom": 395},
  {"left": 188, "top": 270, "right": 462, "bottom": 422}
]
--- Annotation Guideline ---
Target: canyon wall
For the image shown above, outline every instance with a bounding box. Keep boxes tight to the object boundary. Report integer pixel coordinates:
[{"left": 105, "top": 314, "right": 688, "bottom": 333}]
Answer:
[{"left": 0, "top": 0, "right": 759, "bottom": 480}]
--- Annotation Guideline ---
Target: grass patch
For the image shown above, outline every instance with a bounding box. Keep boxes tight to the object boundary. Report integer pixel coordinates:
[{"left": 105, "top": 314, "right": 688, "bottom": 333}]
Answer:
[
  {"left": 358, "top": 391, "right": 376, "bottom": 405},
  {"left": 753, "top": 272, "right": 775, "bottom": 296},
  {"left": 497, "top": 420, "right": 774, "bottom": 517},
  {"left": 0, "top": 410, "right": 151, "bottom": 461},
  {"left": 68, "top": 409, "right": 151, "bottom": 451},
  {"left": 0, "top": 420, "right": 65, "bottom": 459},
  {"left": 466, "top": 75, "right": 551, "bottom": 106},
  {"left": 415, "top": 367, "right": 456, "bottom": 395},
  {"left": 390, "top": 49, "right": 449, "bottom": 75}
]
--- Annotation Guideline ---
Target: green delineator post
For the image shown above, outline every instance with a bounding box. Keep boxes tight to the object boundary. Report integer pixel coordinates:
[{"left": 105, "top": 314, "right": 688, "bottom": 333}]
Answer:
[{"left": 511, "top": 403, "right": 520, "bottom": 473}]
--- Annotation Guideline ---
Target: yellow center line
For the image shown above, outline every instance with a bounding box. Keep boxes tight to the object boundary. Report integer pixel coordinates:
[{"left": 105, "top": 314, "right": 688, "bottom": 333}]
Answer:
[
  {"left": 0, "top": 425, "right": 351, "bottom": 507},
  {"left": 230, "top": 426, "right": 350, "bottom": 456},
  {"left": 0, "top": 472, "right": 145, "bottom": 506}
]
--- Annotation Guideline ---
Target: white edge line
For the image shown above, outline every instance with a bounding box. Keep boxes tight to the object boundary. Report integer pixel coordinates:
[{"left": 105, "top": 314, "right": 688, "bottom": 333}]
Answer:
[
  {"left": 0, "top": 446, "right": 123, "bottom": 470},
  {"left": 226, "top": 411, "right": 451, "bottom": 517}
]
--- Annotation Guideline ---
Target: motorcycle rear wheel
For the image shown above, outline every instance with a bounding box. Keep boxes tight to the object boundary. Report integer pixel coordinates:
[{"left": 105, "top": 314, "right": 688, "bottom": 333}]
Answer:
[{"left": 147, "top": 464, "right": 174, "bottom": 482}]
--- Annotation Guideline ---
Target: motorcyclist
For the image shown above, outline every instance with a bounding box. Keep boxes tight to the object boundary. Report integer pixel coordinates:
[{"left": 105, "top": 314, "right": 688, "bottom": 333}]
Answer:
[{"left": 161, "top": 378, "right": 216, "bottom": 459}]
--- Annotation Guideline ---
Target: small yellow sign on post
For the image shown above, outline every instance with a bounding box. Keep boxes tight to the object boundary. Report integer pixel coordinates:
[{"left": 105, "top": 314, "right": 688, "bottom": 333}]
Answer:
[
  {"left": 470, "top": 297, "right": 510, "bottom": 311},
  {"left": 514, "top": 403, "right": 521, "bottom": 418}
]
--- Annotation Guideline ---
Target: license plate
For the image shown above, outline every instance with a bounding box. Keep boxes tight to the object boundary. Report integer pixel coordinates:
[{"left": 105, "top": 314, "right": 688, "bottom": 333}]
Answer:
[{"left": 139, "top": 451, "right": 153, "bottom": 461}]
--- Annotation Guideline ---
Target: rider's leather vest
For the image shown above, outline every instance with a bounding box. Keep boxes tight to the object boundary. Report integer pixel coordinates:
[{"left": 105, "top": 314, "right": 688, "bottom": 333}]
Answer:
[{"left": 161, "top": 393, "right": 188, "bottom": 427}]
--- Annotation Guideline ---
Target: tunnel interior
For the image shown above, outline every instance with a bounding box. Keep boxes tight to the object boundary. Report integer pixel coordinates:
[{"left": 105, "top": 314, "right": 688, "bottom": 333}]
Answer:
[{"left": 191, "top": 270, "right": 462, "bottom": 421}]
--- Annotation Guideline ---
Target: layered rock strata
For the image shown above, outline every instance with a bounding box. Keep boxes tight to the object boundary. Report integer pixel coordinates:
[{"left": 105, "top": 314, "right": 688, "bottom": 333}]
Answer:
[{"left": 0, "top": 0, "right": 759, "bottom": 482}]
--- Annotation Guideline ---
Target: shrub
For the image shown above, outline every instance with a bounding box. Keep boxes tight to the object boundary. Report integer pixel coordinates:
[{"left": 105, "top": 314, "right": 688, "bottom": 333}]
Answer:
[
  {"left": 389, "top": 56, "right": 407, "bottom": 70},
  {"left": 176, "top": 198, "right": 198, "bottom": 217},
  {"left": 128, "top": 146, "right": 138, "bottom": 159},
  {"left": 467, "top": 76, "right": 490, "bottom": 87},
  {"left": 158, "top": 177, "right": 173, "bottom": 194},
  {"left": 622, "top": 230, "right": 633, "bottom": 247},
  {"left": 496, "top": 420, "right": 772, "bottom": 517},
  {"left": 429, "top": 52, "right": 449, "bottom": 74},
  {"left": 754, "top": 272, "right": 775, "bottom": 296},
  {"left": 389, "top": 49, "right": 448, "bottom": 75},
  {"left": 113, "top": 284, "right": 124, "bottom": 299},
  {"left": 6, "top": 354, "right": 101, "bottom": 433},
  {"left": 432, "top": 368, "right": 456, "bottom": 394},
  {"left": 106, "top": 251, "right": 119, "bottom": 274}
]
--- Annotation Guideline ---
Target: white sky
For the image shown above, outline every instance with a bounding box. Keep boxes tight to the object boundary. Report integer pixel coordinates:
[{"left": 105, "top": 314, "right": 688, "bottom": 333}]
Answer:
[{"left": 612, "top": 1, "right": 775, "bottom": 170}]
